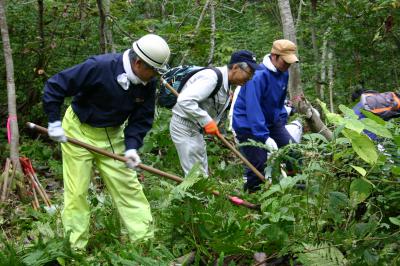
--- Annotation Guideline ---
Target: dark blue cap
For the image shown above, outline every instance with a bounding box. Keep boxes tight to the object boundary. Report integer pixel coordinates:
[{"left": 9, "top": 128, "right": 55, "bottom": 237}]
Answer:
[{"left": 229, "top": 50, "right": 262, "bottom": 71}]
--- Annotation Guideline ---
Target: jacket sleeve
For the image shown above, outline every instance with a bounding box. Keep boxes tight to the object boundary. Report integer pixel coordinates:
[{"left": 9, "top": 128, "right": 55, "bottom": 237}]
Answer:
[
  {"left": 176, "top": 69, "right": 218, "bottom": 126},
  {"left": 124, "top": 81, "right": 156, "bottom": 150},
  {"left": 244, "top": 74, "right": 269, "bottom": 142},
  {"left": 42, "top": 58, "right": 98, "bottom": 122},
  {"left": 279, "top": 107, "right": 288, "bottom": 124}
]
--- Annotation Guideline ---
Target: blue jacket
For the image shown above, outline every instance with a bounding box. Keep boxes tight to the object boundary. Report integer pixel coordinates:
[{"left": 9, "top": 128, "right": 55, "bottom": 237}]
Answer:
[
  {"left": 353, "top": 101, "right": 378, "bottom": 140},
  {"left": 43, "top": 53, "right": 157, "bottom": 150},
  {"left": 232, "top": 61, "right": 288, "bottom": 142}
]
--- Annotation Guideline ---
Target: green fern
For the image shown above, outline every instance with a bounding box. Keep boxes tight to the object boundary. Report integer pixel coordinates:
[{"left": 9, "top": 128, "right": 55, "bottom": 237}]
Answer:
[{"left": 297, "top": 243, "right": 348, "bottom": 266}]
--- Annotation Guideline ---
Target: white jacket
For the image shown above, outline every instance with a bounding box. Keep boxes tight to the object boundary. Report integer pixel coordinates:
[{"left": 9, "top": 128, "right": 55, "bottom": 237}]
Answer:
[{"left": 172, "top": 66, "right": 230, "bottom": 127}]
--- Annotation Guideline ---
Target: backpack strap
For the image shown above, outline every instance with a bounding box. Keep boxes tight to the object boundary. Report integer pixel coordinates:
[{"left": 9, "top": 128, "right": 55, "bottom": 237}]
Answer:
[
  {"left": 208, "top": 67, "right": 223, "bottom": 99},
  {"left": 177, "top": 67, "right": 224, "bottom": 98}
]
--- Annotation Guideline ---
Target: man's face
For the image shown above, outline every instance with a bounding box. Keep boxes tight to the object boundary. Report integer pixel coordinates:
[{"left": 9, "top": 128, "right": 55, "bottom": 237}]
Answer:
[
  {"left": 229, "top": 64, "right": 254, "bottom": 86},
  {"left": 132, "top": 59, "right": 158, "bottom": 82},
  {"left": 272, "top": 54, "right": 291, "bottom": 72}
]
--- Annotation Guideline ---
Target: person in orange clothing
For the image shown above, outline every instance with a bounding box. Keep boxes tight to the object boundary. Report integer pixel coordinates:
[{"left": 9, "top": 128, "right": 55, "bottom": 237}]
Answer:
[{"left": 170, "top": 50, "right": 261, "bottom": 176}]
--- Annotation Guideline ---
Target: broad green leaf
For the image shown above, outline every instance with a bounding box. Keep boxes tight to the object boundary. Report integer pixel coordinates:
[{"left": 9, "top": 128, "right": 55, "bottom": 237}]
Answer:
[
  {"left": 344, "top": 118, "right": 365, "bottom": 133},
  {"left": 361, "top": 118, "right": 392, "bottom": 139},
  {"left": 319, "top": 100, "right": 344, "bottom": 125},
  {"left": 360, "top": 109, "right": 385, "bottom": 125},
  {"left": 329, "top": 191, "right": 349, "bottom": 208},
  {"left": 364, "top": 249, "right": 379, "bottom": 265},
  {"left": 339, "top": 104, "right": 359, "bottom": 119},
  {"left": 389, "top": 217, "right": 400, "bottom": 226},
  {"left": 350, "top": 178, "right": 372, "bottom": 204},
  {"left": 391, "top": 166, "right": 400, "bottom": 176},
  {"left": 327, "top": 113, "right": 344, "bottom": 125},
  {"left": 353, "top": 223, "right": 374, "bottom": 238},
  {"left": 342, "top": 129, "right": 378, "bottom": 164},
  {"left": 351, "top": 165, "right": 367, "bottom": 177}
]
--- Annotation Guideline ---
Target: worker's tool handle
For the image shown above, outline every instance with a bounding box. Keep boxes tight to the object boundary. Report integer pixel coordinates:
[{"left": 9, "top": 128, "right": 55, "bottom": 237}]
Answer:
[{"left": 27, "top": 122, "right": 260, "bottom": 211}]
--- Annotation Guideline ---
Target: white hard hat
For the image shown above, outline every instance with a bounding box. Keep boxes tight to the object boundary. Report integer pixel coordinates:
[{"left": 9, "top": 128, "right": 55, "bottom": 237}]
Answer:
[{"left": 132, "top": 34, "right": 170, "bottom": 73}]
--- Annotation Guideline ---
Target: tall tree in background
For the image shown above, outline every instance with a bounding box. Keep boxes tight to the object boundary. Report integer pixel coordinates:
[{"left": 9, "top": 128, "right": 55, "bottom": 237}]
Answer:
[
  {"left": 104, "top": 0, "right": 115, "bottom": 53},
  {"left": 0, "top": 0, "right": 26, "bottom": 199},
  {"left": 278, "top": 0, "right": 332, "bottom": 140},
  {"left": 207, "top": 0, "right": 216, "bottom": 66},
  {"left": 97, "top": 0, "right": 106, "bottom": 53},
  {"left": 180, "top": 0, "right": 210, "bottom": 65}
]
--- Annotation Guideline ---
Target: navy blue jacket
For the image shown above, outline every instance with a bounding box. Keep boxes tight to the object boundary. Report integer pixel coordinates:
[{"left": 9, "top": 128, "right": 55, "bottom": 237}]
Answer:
[
  {"left": 43, "top": 53, "right": 156, "bottom": 150},
  {"left": 353, "top": 101, "right": 378, "bottom": 140},
  {"left": 232, "top": 62, "right": 289, "bottom": 142}
]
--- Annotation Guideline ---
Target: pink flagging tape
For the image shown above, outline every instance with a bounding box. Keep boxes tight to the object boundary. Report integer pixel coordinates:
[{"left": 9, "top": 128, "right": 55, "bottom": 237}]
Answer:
[
  {"left": 229, "top": 196, "right": 244, "bottom": 206},
  {"left": 7, "top": 115, "right": 17, "bottom": 144}
]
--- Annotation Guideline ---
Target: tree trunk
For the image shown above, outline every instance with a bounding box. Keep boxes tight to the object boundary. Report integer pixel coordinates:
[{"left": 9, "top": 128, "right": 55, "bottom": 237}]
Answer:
[
  {"left": 161, "top": 0, "right": 168, "bottom": 20},
  {"left": 104, "top": 0, "right": 115, "bottom": 53},
  {"left": 207, "top": 0, "right": 216, "bottom": 66},
  {"left": 180, "top": 0, "right": 210, "bottom": 65},
  {"left": 328, "top": 46, "right": 334, "bottom": 112},
  {"left": 0, "top": 0, "right": 27, "bottom": 200},
  {"left": 310, "top": 0, "right": 320, "bottom": 96},
  {"left": 277, "top": 0, "right": 332, "bottom": 140},
  {"left": 97, "top": 0, "right": 106, "bottom": 53},
  {"left": 295, "top": 0, "right": 304, "bottom": 50},
  {"left": 319, "top": 30, "right": 329, "bottom": 100},
  {"left": 277, "top": 0, "right": 301, "bottom": 97}
]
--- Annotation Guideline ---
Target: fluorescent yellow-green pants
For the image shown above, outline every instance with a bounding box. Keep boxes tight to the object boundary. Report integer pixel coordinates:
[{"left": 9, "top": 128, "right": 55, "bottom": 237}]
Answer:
[{"left": 61, "top": 107, "right": 153, "bottom": 249}]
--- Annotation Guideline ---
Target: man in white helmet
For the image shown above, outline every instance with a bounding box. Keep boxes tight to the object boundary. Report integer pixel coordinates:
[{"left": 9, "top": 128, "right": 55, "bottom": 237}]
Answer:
[{"left": 42, "top": 34, "right": 170, "bottom": 249}]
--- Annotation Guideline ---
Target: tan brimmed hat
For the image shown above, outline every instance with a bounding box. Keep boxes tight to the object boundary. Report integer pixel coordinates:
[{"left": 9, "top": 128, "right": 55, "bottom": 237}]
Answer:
[{"left": 271, "top": 39, "right": 299, "bottom": 64}]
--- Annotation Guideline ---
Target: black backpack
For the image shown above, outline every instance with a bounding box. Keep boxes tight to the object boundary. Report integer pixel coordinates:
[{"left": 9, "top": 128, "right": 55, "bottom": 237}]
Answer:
[{"left": 157, "top": 65, "right": 223, "bottom": 108}]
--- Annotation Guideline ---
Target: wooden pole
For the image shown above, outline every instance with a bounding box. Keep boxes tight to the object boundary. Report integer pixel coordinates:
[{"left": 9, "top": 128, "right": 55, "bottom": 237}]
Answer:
[
  {"left": 160, "top": 77, "right": 179, "bottom": 97},
  {"left": 217, "top": 134, "right": 266, "bottom": 184},
  {"left": 27, "top": 122, "right": 260, "bottom": 211},
  {"left": 160, "top": 82, "right": 266, "bottom": 185}
]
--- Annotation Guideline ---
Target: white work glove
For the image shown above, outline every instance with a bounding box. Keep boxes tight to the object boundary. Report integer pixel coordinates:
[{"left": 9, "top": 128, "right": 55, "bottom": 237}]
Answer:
[
  {"left": 125, "top": 149, "right": 141, "bottom": 169},
  {"left": 48, "top": 121, "right": 67, "bottom": 143},
  {"left": 265, "top": 137, "right": 278, "bottom": 152}
]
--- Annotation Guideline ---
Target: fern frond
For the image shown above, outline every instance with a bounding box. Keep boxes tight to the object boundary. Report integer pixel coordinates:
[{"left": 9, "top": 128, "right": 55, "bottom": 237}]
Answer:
[{"left": 297, "top": 243, "right": 348, "bottom": 266}]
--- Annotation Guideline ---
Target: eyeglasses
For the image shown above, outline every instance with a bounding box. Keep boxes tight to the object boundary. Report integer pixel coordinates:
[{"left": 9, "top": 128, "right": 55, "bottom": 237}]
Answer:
[{"left": 239, "top": 66, "right": 254, "bottom": 78}]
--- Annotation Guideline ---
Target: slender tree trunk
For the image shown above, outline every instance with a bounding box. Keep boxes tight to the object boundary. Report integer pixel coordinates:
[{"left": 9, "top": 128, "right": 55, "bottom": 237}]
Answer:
[
  {"left": 295, "top": 0, "right": 304, "bottom": 50},
  {"left": 97, "top": 0, "right": 106, "bottom": 53},
  {"left": 104, "top": 0, "right": 115, "bottom": 53},
  {"left": 310, "top": 0, "right": 320, "bottom": 96},
  {"left": 319, "top": 30, "right": 329, "bottom": 100},
  {"left": 277, "top": 0, "right": 332, "bottom": 140},
  {"left": 328, "top": 47, "right": 334, "bottom": 112},
  {"left": 277, "top": 0, "right": 301, "bottom": 97},
  {"left": 161, "top": 0, "right": 168, "bottom": 20},
  {"left": 37, "top": 0, "right": 45, "bottom": 70},
  {"left": 392, "top": 49, "right": 399, "bottom": 87},
  {"left": 296, "top": 0, "right": 303, "bottom": 28},
  {"left": 0, "top": 0, "right": 27, "bottom": 200},
  {"left": 180, "top": 0, "right": 210, "bottom": 65},
  {"left": 207, "top": 0, "right": 216, "bottom": 66}
]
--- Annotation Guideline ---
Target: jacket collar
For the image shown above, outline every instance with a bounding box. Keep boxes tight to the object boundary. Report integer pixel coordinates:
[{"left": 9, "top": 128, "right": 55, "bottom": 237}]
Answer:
[
  {"left": 122, "top": 49, "right": 147, "bottom": 85},
  {"left": 262, "top": 54, "right": 277, "bottom": 72}
]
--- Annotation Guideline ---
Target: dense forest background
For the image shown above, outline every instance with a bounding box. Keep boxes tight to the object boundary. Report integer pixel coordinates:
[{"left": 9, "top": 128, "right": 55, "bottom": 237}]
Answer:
[{"left": 0, "top": 0, "right": 399, "bottom": 265}]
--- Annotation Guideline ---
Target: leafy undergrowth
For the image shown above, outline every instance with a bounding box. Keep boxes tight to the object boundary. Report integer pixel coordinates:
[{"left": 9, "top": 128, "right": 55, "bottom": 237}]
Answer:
[{"left": 1, "top": 108, "right": 400, "bottom": 265}]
